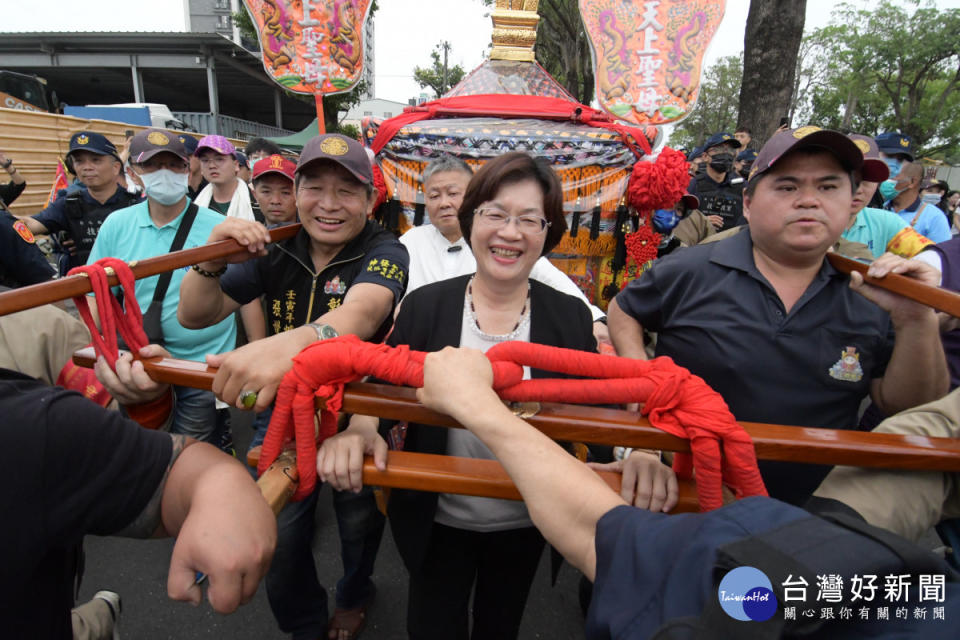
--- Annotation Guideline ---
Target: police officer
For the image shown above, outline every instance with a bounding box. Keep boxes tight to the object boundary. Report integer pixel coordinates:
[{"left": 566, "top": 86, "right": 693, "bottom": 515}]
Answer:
[
  {"left": 25, "top": 131, "right": 140, "bottom": 276},
  {"left": 873, "top": 131, "right": 916, "bottom": 209},
  {"left": 0, "top": 204, "right": 54, "bottom": 288},
  {"left": 735, "top": 148, "right": 757, "bottom": 180},
  {"left": 687, "top": 132, "right": 745, "bottom": 232}
]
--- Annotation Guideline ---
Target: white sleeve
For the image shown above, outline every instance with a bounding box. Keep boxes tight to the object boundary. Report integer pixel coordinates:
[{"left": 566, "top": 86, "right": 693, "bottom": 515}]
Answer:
[
  {"left": 530, "top": 257, "right": 605, "bottom": 321},
  {"left": 914, "top": 248, "right": 943, "bottom": 286},
  {"left": 399, "top": 231, "right": 426, "bottom": 296}
]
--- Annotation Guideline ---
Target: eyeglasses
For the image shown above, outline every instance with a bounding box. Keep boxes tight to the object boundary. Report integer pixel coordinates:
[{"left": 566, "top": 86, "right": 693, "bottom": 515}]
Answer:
[
  {"left": 475, "top": 207, "right": 550, "bottom": 234},
  {"left": 137, "top": 159, "right": 189, "bottom": 174},
  {"left": 199, "top": 154, "right": 235, "bottom": 166}
]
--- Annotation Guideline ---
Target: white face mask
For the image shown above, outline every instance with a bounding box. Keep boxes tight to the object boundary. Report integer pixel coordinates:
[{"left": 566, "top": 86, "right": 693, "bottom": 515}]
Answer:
[
  {"left": 921, "top": 192, "right": 942, "bottom": 205},
  {"left": 140, "top": 169, "right": 189, "bottom": 205}
]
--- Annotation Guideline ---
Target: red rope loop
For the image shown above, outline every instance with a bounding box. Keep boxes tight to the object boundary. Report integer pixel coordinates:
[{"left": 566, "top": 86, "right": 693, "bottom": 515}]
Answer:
[
  {"left": 259, "top": 336, "right": 767, "bottom": 509},
  {"left": 68, "top": 258, "right": 148, "bottom": 368}
]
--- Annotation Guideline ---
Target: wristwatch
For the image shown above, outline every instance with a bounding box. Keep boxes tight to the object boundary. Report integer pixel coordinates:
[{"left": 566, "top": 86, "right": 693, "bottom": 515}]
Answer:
[{"left": 309, "top": 322, "right": 339, "bottom": 341}]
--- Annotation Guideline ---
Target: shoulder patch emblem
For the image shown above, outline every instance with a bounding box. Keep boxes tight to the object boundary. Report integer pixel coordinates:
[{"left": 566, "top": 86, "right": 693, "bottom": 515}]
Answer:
[
  {"left": 147, "top": 131, "right": 170, "bottom": 146},
  {"left": 828, "top": 346, "right": 863, "bottom": 382},
  {"left": 13, "top": 220, "right": 35, "bottom": 244},
  {"left": 320, "top": 137, "right": 349, "bottom": 156}
]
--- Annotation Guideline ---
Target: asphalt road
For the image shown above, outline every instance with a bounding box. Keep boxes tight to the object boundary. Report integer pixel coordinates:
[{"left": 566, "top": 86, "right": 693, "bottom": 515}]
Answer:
[{"left": 77, "top": 409, "right": 590, "bottom": 640}]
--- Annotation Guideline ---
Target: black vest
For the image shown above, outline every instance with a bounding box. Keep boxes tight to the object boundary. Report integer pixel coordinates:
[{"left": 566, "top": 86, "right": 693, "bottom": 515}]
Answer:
[
  {"left": 693, "top": 173, "right": 744, "bottom": 231},
  {"left": 259, "top": 221, "right": 399, "bottom": 342},
  {"left": 62, "top": 189, "right": 140, "bottom": 268}
]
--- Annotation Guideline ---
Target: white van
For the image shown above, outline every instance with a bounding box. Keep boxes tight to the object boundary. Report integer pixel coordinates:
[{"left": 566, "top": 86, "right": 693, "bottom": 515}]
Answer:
[{"left": 94, "top": 103, "right": 191, "bottom": 131}]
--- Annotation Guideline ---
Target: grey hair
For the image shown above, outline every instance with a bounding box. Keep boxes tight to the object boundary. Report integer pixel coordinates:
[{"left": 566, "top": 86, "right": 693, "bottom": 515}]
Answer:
[{"left": 422, "top": 155, "right": 473, "bottom": 183}]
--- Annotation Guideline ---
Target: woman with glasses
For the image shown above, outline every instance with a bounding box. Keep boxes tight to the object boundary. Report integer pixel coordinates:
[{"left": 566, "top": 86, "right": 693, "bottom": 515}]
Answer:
[{"left": 318, "top": 152, "right": 602, "bottom": 638}]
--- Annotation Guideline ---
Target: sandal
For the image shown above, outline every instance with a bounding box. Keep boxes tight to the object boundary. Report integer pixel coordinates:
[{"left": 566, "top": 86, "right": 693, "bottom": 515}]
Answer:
[{"left": 327, "top": 603, "right": 368, "bottom": 640}]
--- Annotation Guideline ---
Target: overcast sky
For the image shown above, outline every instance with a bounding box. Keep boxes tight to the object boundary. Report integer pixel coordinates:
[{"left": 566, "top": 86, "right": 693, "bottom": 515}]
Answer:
[{"left": 6, "top": 0, "right": 960, "bottom": 104}]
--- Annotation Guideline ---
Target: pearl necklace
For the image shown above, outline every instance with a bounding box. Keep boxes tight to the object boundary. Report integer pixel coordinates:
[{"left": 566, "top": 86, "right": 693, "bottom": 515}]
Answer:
[{"left": 465, "top": 277, "right": 531, "bottom": 342}]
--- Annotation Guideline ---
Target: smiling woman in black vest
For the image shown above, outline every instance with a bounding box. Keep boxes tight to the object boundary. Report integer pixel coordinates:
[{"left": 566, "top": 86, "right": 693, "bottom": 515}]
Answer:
[{"left": 318, "top": 152, "right": 603, "bottom": 639}]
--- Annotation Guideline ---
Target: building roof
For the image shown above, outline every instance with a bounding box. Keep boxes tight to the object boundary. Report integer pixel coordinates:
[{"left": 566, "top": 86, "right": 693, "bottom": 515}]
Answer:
[{"left": 0, "top": 31, "right": 316, "bottom": 130}]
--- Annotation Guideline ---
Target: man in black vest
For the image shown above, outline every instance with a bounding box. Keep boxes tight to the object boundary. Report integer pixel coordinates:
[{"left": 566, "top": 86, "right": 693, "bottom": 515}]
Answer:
[
  {"left": 179, "top": 133, "right": 408, "bottom": 640},
  {"left": 26, "top": 131, "right": 140, "bottom": 276},
  {"left": 687, "top": 132, "right": 745, "bottom": 232}
]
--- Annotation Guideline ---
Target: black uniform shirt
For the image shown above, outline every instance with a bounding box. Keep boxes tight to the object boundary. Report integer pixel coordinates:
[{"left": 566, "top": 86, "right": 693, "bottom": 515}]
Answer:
[
  {"left": 615, "top": 230, "right": 895, "bottom": 504},
  {"left": 0, "top": 209, "right": 54, "bottom": 287},
  {"left": 0, "top": 370, "right": 172, "bottom": 639},
  {"left": 220, "top": 220, "right": 408, "bottom": 341}
]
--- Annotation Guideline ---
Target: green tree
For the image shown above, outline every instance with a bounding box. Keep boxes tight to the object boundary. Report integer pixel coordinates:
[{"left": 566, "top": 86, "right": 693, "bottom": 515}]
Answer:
[
  {"left": 534, "top": 0, "right": 594, "bottom": 104},
  {"left": 413, "top": 43, "right": 467, "bottom": 99},
  {"left": 235, "top": 2, "right": 377, "bottom": 133},
  {"left": 794, "top": 1, "right": 960, "bottom": 160},
  {"left": 737, "top": 0, "right": 806, "bottom": 147},
  {"left": 667, "top": 55, "right": 743, "bottom": 150}
]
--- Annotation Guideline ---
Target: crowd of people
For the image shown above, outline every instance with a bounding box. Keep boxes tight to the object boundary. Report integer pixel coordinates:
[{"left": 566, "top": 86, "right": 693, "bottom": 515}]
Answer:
[{"left": 4, "top": 119, "right": 960, "bottom": 640}]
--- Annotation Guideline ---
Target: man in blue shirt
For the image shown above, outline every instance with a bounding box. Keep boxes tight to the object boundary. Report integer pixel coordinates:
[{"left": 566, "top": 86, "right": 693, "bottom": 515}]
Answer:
[
  {"left": 87, "top": 129, "right": 236, "bottom": 443},
  {"left": 874, "top": 132, "right": 951, "bottom": 242},
  {"left": 26, "top": 131, "right": 140, "bottom": 275},
  {"left": 842, "top": 133, "right": 932, "bottom": 258}
]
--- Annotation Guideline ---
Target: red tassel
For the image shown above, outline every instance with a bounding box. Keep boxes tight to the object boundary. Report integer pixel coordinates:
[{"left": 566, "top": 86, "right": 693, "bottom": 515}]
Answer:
[
  {"left": 627, "top": 147, "right": 690, "bottom": 211},
  {"left": 372, "top": 165, "right": 387, "bottom": 212}
]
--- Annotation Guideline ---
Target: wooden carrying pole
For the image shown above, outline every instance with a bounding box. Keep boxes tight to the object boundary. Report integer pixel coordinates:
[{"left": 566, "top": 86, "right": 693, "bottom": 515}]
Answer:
[
  {"left": 71, "top": 347, "right": 702, "bottom": 514},
  {"left": 0, "top": 224, "right": 302, "bottom": 317},
  {"left": 250, "top": 446, "right": 700, "bottom": 513},
  {"left": 826, "top": 252, "right": 960, "bottom": 318},
  {"left": 70, "top": 349, "right": 702, "bottom": 513},
  {"left": 72, "top": 347, "right": 960, "bottom": 472}
]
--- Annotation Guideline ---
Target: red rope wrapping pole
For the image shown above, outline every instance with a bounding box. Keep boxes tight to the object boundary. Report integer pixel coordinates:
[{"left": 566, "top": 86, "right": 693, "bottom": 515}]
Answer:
[
  {"left": 67, "top": 259, "right": 173, "bottom": 429},
  {"left": 259, "top": 335, "right": 768, "bottom": 510},
  {"left": 68, "top": 258, "right": 148, "bottom": 365}
]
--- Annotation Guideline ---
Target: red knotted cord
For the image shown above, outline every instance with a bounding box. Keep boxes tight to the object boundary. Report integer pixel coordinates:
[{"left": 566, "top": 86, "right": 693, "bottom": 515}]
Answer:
[
  {"left": 259, "top": 335, "right": 768, "bottom": 509},
  {"left": 68, "top": 258, "right": 149, "bottom": 368}
]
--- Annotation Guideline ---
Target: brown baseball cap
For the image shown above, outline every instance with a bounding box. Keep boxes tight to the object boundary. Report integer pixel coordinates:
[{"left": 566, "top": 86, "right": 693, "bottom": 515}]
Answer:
[
  {"left": 297, "top": 134, "right": 372, "bottom": 184},
  {"left": 129, "top": 128, "right": 189, "bottom": 163},
  {"left": 846, "top": 133, "right": 890, "bottom": 183},
  {"left": 748, "top": 126, "right": 883, "bottom": 186}
]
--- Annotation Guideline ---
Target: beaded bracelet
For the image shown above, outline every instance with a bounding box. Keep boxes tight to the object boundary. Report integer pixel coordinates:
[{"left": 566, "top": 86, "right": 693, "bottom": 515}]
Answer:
[{"left": 191, "top": 263, "right": 227, "bottom": 278}]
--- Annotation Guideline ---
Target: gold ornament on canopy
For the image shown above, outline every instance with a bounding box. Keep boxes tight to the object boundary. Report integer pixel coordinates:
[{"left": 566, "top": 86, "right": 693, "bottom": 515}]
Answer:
[{"left": 490, "top": 0, "right": 541, "bottom": 61}]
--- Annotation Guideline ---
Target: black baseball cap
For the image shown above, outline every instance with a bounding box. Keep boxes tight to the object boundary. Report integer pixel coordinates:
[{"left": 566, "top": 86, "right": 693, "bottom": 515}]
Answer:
[
  {"left": 297, "top": 134, "right": 372, "bottom": 184},
  {"left": 703, "top": 132, "right": 742, "bottom": 151},
  {"left": 875, "top": 132, "right": 915, "bottom": 162},
  {"left": 67, "top": 131, "right": 120, "bottom": 162}
]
